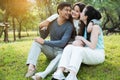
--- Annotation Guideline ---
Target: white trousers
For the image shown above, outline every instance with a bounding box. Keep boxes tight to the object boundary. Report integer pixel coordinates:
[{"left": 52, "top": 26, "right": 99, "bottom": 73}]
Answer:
[{"left": 58, "top": 45, "right": 105, "bottom": 74}]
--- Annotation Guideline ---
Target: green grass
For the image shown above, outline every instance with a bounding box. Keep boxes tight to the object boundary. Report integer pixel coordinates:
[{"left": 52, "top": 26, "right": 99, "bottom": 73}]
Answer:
[{"left": 0, "top": 34, "right": 120, "bottom": 80}]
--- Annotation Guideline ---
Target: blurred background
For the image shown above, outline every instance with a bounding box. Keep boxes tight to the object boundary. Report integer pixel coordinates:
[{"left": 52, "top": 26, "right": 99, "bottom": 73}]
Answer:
[{"left": 0, "top": 0, "right": 120, "bottom": 42}]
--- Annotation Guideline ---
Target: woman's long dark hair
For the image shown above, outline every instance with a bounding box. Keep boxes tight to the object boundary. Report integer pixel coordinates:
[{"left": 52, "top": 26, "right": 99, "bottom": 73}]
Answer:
[{"left": 79, "top": 5, "right": 102, "bottom": 41}]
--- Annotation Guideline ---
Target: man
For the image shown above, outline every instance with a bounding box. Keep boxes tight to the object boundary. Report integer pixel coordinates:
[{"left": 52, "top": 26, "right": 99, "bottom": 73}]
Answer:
[{"left": 25, "top": 2, "right": 73, "bottom": 80}]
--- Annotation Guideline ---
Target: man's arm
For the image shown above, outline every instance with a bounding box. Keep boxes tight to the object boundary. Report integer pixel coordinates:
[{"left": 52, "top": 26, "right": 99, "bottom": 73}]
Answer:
[
  {"left": 39, "top": 27, "right": 49, "bottom": 39},
  {"left": 44, "top": 24, "right": 73, "bottom": 48}
]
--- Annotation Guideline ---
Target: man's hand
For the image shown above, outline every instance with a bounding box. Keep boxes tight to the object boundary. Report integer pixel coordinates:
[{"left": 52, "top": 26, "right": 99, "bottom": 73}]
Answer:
[{"left": 34, "top": 37, "right": 44, "bottom": 44}]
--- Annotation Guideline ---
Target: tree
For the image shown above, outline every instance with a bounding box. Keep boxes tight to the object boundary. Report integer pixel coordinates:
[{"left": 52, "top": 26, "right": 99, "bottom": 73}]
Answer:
[
  {"left": 82, "top": 0, "right": 120, "bottom": 34},
  {"left": 0, "top": 0, "right": 10, "bottom": 42},
  {"left": 9, "top": 0, "right": 31, "bottom": 39}
]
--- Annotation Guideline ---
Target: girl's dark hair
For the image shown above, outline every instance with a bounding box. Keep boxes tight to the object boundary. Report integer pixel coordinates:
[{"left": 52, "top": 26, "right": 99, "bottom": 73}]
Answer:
[
  {"left": 71, "top": 2, "right": 86, "bottom": 39},
  {"left": 79, "top": 5, "right": 102, "bottom": 41},
  {"left": 73, "top": 2, "right": 85, "bottom": 19},
  {"left": 57, "top": 2, "right": 71, "bottom": 14},
  {"left": 73, "top": 2, "right": 86, "bottom": 12}
]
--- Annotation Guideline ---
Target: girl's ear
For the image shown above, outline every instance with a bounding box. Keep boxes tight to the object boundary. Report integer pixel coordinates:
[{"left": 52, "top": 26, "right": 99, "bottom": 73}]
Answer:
[{"left": 85, "top": 15, "right": 88, "bottom": 20}]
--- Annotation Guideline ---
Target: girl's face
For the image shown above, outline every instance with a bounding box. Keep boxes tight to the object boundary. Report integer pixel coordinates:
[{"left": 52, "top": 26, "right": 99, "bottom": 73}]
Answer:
[
  {"left": 80, "top": 8, "right": 87, "bottom": 22},
  {"left": 71, "top": 5, "right": 81, "bottom": 19}
]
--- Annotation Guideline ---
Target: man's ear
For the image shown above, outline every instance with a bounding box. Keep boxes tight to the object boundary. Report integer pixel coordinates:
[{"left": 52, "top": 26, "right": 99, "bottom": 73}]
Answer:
[{"left": 58, "top": 9, "right": 61, "bottom": 14}]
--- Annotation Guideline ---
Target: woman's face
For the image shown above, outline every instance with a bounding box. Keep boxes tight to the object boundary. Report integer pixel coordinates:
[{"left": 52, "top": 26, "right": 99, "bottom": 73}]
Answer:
[
  {"left": 80, "top": 8, "right": 87, "bottom": 21},
  {"left": 71, "top": 5, "right": 81, "bottom": 19}
]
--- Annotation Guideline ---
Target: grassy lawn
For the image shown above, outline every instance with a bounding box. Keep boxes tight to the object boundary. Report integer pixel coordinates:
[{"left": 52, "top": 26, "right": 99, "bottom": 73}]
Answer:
[{"left": 0, "top": 34, "right": 120, "bottom": 80}]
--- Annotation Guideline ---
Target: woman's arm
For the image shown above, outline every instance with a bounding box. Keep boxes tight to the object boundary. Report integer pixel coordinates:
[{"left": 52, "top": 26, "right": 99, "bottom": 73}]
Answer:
[
  {"left": 76, "top": 25, "right": 100, "bottom": 49},
  {"left": 87, "top": 19, "right": 100, "bottom": 33}
]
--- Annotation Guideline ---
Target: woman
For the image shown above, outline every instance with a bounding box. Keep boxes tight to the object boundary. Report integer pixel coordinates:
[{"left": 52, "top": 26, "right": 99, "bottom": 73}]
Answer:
[{"left": 51, "top": 5, "right": 105, "bottom": 80}]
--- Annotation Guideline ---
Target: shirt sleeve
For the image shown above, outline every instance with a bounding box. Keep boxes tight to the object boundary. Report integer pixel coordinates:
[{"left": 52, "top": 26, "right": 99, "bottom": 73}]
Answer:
[
  {"left": 46, "top": 13, "right": 59, "bottom": 22},
  {"left": 44, "top": 24, "right": 73, "bottom": 48},
  {"left": 39, "top": 27, "right": 49, "bottom": 39}
]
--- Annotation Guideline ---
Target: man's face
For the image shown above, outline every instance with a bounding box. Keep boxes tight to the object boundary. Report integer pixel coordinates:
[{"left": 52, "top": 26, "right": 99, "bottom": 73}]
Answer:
[{"left": 58, "top": 6, "right": 71, "bottom": 20}]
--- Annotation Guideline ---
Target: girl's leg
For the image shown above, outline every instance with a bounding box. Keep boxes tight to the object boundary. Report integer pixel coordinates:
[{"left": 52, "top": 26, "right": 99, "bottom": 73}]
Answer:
[
  {"left": 58, "top": 45, "right": 74, "bottom": 68},
  {"left": 52, "top": 67, "right": 66, "bottom": 79},
  {"left": 65, "top": 46, "right": 84, "bottom": 80},
  {"left": 52, "top": 45, "right": 74, "bottom": 79}
]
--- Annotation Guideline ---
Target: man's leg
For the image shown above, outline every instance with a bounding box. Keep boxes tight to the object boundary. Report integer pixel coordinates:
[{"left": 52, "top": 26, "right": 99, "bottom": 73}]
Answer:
[
  {"left": 36, "top": 53, "right": 62, "bottom": 79},
  {"left": 26, "top": 41, "right": 43, "bottom": 66},
  {"left": 33, "top": 46, "right": 63, "bottom": 79},
  {"left": 25, "top": 41, "right": 43, "bottom": 77}
]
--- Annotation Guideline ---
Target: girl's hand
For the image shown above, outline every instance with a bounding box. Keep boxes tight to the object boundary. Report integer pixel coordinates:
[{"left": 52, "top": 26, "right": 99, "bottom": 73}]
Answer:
[
  {"left": 39, "top": 20, "right": 50, "bottom": 29},
  {"left": 72, "top": 40, "right": 84, "bottom": 47},
  {"left": 75, "top": 36, "right": 84, "bottom": 41}
]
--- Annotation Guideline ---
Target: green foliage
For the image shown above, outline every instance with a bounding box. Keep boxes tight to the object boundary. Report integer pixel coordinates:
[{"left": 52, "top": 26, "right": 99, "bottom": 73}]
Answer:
[
  {"left": 0, "top": 35, "right": 120, "bottom": 80},
  {"left": 0, "top": 9, "right": 4, "bottom": 22},
  {"left": 0, "top": 0, "right": 119, "bottom": 41}
]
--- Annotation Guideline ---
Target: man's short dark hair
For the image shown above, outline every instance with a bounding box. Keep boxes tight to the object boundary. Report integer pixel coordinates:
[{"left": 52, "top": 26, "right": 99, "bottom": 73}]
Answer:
[{"left": 57, "top": 2, "right": 71, "bottom": 14}]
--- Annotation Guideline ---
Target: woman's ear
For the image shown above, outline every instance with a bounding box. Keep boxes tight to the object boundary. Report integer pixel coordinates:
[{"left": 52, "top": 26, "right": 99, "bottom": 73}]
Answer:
[{"left": 87, "top": 22, "right": 93, "bottom": 33}]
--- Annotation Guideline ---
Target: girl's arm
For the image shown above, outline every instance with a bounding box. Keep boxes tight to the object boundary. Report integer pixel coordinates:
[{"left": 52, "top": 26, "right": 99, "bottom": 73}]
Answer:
[
  {"left": 46, "top": 13, "right": 59, "bottom": 22},
  {"left": 39, "top": 13, "right": 59, "bottom": 29}
]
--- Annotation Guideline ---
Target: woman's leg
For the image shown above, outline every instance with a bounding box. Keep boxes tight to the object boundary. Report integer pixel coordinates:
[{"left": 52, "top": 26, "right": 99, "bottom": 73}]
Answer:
[
  {"left": 65, "top": 47, "right": 105, "bottom": 80},
  {"left": 81, "top": 47, "right": 105, "bottom": 65},
  {"left": 67, "top": 47, "right": 105, "bottom": 74}
]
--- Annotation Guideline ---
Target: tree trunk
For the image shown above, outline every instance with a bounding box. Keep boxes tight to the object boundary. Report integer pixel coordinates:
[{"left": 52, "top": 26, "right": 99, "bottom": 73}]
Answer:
[
  {"left": 0, "top": 27, "right": 4, "bottom": 37},
  {"left": 102, "top": 7, "right": 109, "bottom": 30},
  {"left": 18, "top": 22, "right": 22, "bottom": 39},
  {"left": 26, "top": 28, "right": 29, "bottom": 37},
  {"left": 4, "top": 24, "right": 9, "bottom": 42},
  {"left": 3, "top": 12, "right": 9, "bottom": 42},
  {"left": 12, "top": 17, "right": 16, "bottom": 41}
]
